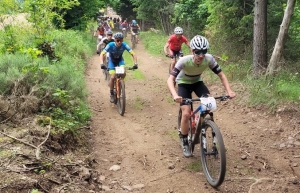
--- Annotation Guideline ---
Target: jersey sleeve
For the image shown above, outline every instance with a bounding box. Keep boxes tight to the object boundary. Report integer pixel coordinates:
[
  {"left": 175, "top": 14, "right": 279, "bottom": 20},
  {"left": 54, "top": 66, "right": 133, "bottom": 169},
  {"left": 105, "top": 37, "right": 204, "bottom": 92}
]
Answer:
[
  {"left": 102, "top": 42, "right": 113, "bottom": 54},
  {"left": 123, "top": 43, "right": 134, "bottom": 54},
  {"left": 170, "top": 57, "right": 185, "bottom": 77},
  {"left": 207, "top": 54, "right": 222, "bottom": 74},
  {"left": 167, "top": 36, "right": 172, "bottom": 44},
  {"left": 183, "top": 36, "right": 188, "bottom": 44},
  {"left": 99, "top": 37, "right": 106, "bottom": 45}
]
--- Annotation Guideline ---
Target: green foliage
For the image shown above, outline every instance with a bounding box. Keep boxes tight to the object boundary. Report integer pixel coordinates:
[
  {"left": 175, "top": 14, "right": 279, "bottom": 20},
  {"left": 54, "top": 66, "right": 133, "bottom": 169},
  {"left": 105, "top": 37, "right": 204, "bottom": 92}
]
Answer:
[
  {"left": 0, "top": 28, "right": 92, "bottom": 135},
  {"left": 23, "top": 0, "right": 79, "bottom": 37},
  {"left": 174, "top": 0, "right": 209, "bottom": 36},
  {"left": 0, "top": 0, "right": 21, "bottom": 14},
  {"left": 30, "top": 189, "right": 39, "bottom": 193},
  {"left": 63, "top": 0, "right": 106, "bottom": 30},
  {"left": 1, "top": 25, "right": 19, "bottom": 54},
  {"left": 107, "top": 0, "right": 137, "bottom": 21}
]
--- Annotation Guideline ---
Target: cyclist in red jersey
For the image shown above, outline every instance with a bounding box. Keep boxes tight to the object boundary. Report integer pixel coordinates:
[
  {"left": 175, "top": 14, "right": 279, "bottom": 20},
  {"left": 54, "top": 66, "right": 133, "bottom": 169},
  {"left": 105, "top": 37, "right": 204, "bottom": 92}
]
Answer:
[{"left": 164, "top": 27, "right": 192, "bottom": 73}]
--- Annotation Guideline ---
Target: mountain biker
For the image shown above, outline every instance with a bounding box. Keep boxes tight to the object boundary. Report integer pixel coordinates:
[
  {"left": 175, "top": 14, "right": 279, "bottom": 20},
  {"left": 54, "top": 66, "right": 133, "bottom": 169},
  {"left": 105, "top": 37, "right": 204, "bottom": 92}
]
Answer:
[
  {"left": 102, "top": 21, "right": 111, "bottom": 34},
  {"left": 164, "top": 27, "right": 192, "bottom": 73},
  {"left": 108, "top": 18, "right": 114, "bottom": 29},
  {"left": 94, "top": 23, "right": 105, "bottom": 44},
  {"left": 130, "top": 20, "right": 140, "bottom": 43},
  {"left": 96, "top": 30, "right": 114, "bottom": 54},
  {"left": 99, "top": 32, "right": 138, "bottom": 103},
  {"left": 96, "top": 30, "right": 115, "bottom": 68},
  {"left": 121, "top": 20, "right": 129, "bottom": 37},
  {"left": 167, "top": 35, "right": 236, "bottom": 157}
]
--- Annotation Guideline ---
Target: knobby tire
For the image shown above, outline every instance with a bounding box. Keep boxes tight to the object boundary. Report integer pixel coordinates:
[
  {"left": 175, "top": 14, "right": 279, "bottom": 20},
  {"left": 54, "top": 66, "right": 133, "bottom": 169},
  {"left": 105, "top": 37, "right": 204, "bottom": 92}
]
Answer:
[
  {"left": 117, "top": 79, "right": 126, "bottom": 116},
  {"left": 200, "top": 119, "right": 226, "bottom": 188}
]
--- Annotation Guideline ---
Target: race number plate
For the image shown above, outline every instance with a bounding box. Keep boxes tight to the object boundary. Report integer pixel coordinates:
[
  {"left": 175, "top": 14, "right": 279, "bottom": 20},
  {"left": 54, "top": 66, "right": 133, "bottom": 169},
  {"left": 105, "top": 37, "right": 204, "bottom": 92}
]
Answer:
[
  {"left": 115, "top": 67, "right": 125, "bottom": 74},
  {"left": 200, "top": 97, "right": 217, "bottom": 111}
]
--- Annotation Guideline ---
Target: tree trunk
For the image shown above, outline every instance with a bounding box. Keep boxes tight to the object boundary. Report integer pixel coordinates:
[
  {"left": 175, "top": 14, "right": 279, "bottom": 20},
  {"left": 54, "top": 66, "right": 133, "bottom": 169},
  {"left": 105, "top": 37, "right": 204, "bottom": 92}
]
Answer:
[
  {"left": 253, "top": 0, "right": 267, "bottom": 78},
  {"left": 266, "top": 0, "right": 296, "bottom": 75}
]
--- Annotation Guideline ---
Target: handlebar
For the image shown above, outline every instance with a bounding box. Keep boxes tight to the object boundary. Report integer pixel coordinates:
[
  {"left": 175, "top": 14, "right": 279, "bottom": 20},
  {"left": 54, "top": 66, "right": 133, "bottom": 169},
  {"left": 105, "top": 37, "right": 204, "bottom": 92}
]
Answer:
[
  {"left": 165, "top": 53, "right": 184, "bottom": 59},
  {"left": 100, "top": 64, "right": 138, "bottom": 70},
  {"left": 182, "top": 95, "right": 230, "bottom": 105}
]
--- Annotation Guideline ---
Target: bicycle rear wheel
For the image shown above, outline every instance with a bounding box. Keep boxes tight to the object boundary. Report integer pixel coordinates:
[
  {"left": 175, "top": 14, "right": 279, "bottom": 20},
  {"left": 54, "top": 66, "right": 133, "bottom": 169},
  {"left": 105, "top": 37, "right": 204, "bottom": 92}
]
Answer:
[
  {"left": 200, "top": 119, "right": 226, "bottom": 188},
  {"left": 116, "top": 79, "right": 126, "bottom": 116}
]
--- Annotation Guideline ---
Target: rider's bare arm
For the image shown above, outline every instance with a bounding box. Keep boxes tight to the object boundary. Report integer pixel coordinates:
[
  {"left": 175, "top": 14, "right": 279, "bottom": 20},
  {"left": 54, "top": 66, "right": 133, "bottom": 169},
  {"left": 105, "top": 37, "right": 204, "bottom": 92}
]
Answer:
[
  {"left": 217, "top": 72, "right": 236, "bottom": 98},
  {"left": 129, "top": 51, "right": 138, "bottom": 64},
  {"left": 164, "top": 43, "right": 169, "bottom": 55},
  {"left": 167, "top": 74, "right": 182, "bottom": 103},
  {"left": 99, "top": 51, "right": 106, "bottom": 64}
]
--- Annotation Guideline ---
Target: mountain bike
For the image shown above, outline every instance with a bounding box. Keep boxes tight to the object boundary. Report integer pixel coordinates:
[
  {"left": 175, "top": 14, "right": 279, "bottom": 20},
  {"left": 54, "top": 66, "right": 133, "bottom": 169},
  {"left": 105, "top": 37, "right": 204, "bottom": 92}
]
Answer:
[
  {"left": 131, "top": 32, "right": 137, "bottom": 49},
  {"left": 102, "top": 55, "right": 109, "bottom": 82},
  {"left": 177, "top": 96, "right": 229, "bottom": 188},
  {"left": 111, "top": 66, "right": 136, "bottom": 116},
  {"left": 122, "top": 28, "right": 127, "bottom": 38},
  {"left": 166, "top": 51, "right": 183, "bottom": 74}
]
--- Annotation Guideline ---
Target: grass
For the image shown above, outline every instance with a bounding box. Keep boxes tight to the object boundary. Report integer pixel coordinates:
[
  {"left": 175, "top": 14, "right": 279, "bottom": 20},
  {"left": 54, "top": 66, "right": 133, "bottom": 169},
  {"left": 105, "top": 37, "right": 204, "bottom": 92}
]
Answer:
[
  {"left": 186, "top": 161, "right": 202, "bottom": 172},
  {"left": 122, "top": 39, "right": 145, "bottom": 80},
  {"left": 166, "top": 96, "right": 175, "bottom": 104},
  {"left": 139, "top": 31, "right": 191, "bottom": 57},
  {"left": 133, "top": 96, "right": 143, "bottom": 110},
  {"left": 167, "top": 130, "right": 179, "bottom": 140}
]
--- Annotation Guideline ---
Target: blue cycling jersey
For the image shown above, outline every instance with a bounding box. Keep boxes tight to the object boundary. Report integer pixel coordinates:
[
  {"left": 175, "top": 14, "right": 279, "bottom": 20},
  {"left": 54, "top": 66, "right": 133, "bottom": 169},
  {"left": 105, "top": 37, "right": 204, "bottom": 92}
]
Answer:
[{"left": 102, "top": 42, "right": 133, "bottom": 60}]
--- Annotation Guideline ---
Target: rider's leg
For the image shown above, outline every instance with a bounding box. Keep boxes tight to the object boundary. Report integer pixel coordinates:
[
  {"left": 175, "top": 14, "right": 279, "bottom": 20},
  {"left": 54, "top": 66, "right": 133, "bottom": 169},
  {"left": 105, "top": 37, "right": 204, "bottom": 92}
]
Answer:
[
  {"left": 170, "top": 57, "right": 176, "bottom": 73},
  {"left": 178, "top": 84, "right": 193, "bottom": 157},
  {"left": 118, "top": 58, "right": 126, "bottom": 78},
  {"left": 169, "top": 49, "right": 176, "bottom": 73},
  {"left": 193, "top": 81, "right": 210, "bottom": 98},
  {"left": 180, "top": 105, "right": 190, "bottom": 135},
  {"left": 108, "top": 58, "right": 116, "bottom": 102}
]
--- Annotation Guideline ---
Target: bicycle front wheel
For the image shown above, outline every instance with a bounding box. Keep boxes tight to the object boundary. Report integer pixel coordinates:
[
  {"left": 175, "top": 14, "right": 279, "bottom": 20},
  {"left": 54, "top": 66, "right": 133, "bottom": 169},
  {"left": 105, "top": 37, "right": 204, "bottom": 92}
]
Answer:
[
  {"left": 117, "top": 79, "right": 126, "bottom": 116},
  {"left": 200, "top": 119, "right": 226, "bottom": 188}
]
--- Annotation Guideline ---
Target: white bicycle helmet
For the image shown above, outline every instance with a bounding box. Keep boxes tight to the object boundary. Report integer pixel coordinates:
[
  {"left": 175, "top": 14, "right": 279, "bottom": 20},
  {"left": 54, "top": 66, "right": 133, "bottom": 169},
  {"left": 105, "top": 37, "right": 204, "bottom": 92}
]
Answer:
[
  {"left": 114, "top": 32, "right": 124, "bottom": 39},
  {"left": 174, "top": 27, "right": 183, "bottom": 34},
  {"left": 190, "top": 35, "right": 209, "bottom": 50}
]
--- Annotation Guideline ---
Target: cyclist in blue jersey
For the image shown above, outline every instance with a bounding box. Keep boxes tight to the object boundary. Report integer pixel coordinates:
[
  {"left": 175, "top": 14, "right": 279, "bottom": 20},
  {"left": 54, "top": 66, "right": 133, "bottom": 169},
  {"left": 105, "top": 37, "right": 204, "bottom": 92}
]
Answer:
[
  {"left": 167, "top": 35, "right": 236, "bottom": 157},
  {"left": 100, "top": 32, "right": 138, "bottom": 103}
]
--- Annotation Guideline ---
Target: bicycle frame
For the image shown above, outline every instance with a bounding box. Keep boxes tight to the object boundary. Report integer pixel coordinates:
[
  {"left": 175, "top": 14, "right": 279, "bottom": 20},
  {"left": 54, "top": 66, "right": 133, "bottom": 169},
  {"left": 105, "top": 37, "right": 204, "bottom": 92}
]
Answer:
[
  {"left": 111, "top": 66, "right": 136, "bottom": 116},
  {"left": 114, "top": 75, "right": 123, "bottom": 99},
  {"left": 184, "top": 96, "right": 227, "bottom": 143}
]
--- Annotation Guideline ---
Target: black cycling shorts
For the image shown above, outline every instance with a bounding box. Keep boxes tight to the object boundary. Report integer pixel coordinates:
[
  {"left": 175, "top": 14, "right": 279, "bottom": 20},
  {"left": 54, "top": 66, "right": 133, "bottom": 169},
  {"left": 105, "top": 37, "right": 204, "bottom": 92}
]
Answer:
[{"left": 178, "top": 81, "right": 210, "bottom": 106}]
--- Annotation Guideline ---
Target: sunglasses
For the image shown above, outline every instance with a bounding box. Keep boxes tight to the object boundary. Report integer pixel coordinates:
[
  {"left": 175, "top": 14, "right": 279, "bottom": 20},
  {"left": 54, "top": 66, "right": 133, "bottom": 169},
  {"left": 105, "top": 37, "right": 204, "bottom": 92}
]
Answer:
[
  {"left": 115, "top": 39, "right": 123, "bottom": 43},
  {"left": 194, "top": 49, "right": 207, "bottom": 55}
]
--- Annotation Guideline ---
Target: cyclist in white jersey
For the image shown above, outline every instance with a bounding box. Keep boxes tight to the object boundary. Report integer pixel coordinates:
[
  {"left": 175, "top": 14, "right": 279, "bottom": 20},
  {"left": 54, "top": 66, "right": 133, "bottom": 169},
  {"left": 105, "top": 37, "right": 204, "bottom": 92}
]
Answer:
[{"left": 167, "top": 35, "right": 236, "bottom": 157}]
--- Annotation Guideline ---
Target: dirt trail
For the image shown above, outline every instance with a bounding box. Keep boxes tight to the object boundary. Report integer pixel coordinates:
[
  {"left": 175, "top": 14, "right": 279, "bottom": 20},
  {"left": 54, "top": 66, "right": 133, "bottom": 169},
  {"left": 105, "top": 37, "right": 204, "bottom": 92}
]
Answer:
[{"left": 86, "top": 35, "right": 300, "bottom": 192}]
